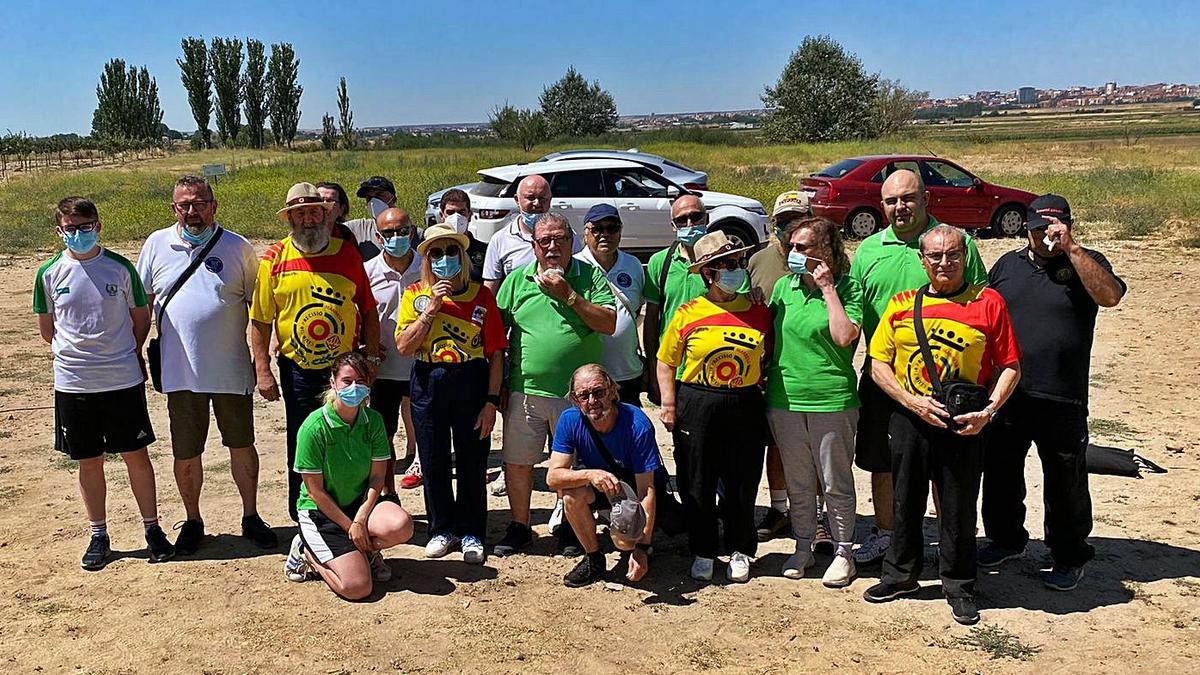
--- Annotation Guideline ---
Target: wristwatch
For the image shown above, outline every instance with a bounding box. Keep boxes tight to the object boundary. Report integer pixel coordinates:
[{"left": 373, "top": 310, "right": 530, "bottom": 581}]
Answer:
[
  {"left": 565, "top": 290, "right": 579, "bottom": 307},
  {"left": 982, "top": 403, "right": 997, "bottom": 420},
  {"left": 485, "top": 394, "right": 501, "bottom": 407}
]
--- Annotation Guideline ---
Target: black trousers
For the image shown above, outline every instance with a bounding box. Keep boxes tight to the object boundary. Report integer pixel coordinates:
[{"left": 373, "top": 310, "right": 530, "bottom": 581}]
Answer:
[
  {"left": 617, "top": 376, "right": 643, "bottom": 408},
  {"left": 673, "top": 383, "right": 767, "bottom": 559},
  {"left": 278, "top": 356, "right": 330, "bottom": 523},
  {"left": 883, "top": 410, "right": 983, "bottom": 599},
  {"left": 410, "top": 359, "right": 490, "bottom": 539},
  {"left": 982, "top": 390, "right": 1094, "bottom": 567}
]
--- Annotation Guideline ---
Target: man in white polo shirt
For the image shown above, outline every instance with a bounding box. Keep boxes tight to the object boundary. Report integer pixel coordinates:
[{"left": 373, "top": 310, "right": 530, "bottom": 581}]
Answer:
[
  {"left": 574, "top": 204, "right": 646, "bottom": 405},
  {"left": 482, "top": 174, "right": 583, "bottom": 293},
  {"left": 136, "top": 175, "right": 277, "bottom": 555}
]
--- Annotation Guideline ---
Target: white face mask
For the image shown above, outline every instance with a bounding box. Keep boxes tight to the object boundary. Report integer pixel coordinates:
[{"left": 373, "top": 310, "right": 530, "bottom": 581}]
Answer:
[
  {"left": 367, "top": 198, "right": 389, "bottom": 220},
  {"left": 444, "top": 212, "right": 470, "bottom": 234}
]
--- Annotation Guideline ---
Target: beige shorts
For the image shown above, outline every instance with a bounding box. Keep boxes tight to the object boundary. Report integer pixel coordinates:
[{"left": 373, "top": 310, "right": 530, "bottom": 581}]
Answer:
[
  {"left": 167, "top": 391, "right": 255, "bottom": 460},
  {"left": 502, "top": 391, "right": 571, "bottom": 466}
]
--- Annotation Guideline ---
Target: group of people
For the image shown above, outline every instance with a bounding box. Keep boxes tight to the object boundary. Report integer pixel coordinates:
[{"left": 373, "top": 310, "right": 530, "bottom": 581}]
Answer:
[{"left": 35, "top": 165, "right": 1125, "bottom": 622}]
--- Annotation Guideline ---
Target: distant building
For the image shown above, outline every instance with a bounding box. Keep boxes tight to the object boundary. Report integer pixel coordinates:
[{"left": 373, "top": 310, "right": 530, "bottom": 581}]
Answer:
[
  {"left": 1105, "top": 81, "right": 1117, "bottom": 95},
  {"left": 1018, "top": 87, "right": 1037, "bottom": 104}
]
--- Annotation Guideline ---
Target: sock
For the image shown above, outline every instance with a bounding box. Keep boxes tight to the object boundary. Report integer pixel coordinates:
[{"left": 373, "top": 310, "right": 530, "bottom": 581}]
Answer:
[
  {"left": 837, "top": 542, "right": 853, "bottom": 556},
  {"left": 143, "top": 516, "right": 159, "bottom": 534},
  {"left": 89, "top": 520, "right": 108, "bottom": 538},
  {"left": 770, "top": 490, "right": 788, "bottom": 513}
]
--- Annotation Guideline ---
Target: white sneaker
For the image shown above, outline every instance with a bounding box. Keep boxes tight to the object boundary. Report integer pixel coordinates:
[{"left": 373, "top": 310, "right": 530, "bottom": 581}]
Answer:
[
  {"left": 489, "top": 470, "right": 507, "bottom": 497},
  {"left": 822, "top": 550, "right": 856, "bottom": 588},
  {"left": 369, "top": 552, "right": 392, "bottom": 582},
  {"left": 782, "top": 549, "right": 815, "bottom": 579},
  {"left": 854, "top": 528, "right": 892, "bottom": 564},
  {"left": 461, "top": 535, "right": 485, "bottom": 564},
  {"left": 425, "top": 533, "right": 460, "bottom": 559},
  {"left": 726, "top": 552, "right": 754, "bottom": 583},
  {"left": 690, "top": 556, "right": 715, "bottom": 582},
  {"left": 284, "top": 534, "right": 311, "bottom": 583}
]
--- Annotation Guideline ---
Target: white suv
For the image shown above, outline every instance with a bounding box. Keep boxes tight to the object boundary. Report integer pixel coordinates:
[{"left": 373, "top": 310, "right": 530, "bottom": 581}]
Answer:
[{"left": 427, "top": 158, "right": 768, "bottom": 256}]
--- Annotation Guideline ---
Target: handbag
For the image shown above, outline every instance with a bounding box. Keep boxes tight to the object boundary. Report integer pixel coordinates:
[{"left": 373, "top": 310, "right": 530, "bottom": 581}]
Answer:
[
  {"left": 912, "top": 285, "right": 990, "bottom": 422},
  {"left": 1085, "top": 443, "right": 1167, "bottom": 478},
  {"left": 581, "top": 415, "right": 685, "bottom": 536},
  {"left": 148, "top": 228, "right": 224, "bottom": 392}
]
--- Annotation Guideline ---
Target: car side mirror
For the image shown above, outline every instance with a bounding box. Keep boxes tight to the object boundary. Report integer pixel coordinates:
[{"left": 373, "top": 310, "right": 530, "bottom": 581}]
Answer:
[
  {"left": 666, "top": 185, "right": 679, "bottom": 198},
  {"left": 972, "top": 177, "right": 983, "bottom": 190}
]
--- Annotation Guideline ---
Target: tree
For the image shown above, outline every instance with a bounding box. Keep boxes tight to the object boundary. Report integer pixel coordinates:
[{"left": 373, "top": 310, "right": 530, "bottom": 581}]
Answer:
[
  {"left": 761, "top": 35, "right": 878, "bottom": 142},
  {"left": 321, "top": 113, "right": 337, "bottom": 151},
  {"left": 178, "top": 37, "right": 212, "bottom": 149},
  {"left": 267, "top": 43, "right": 302, "bottom": 148},
  {"left": 538, "top": 66, "right": 617, "bottom": 137},
  {"left": 243, "top": 38, "right": 269, "bottom": 149},
  {"left": 91, "top": 59, "right": 164, "bottom": 144},
  {"left": 489, "top": 103, "right": 549, "bottom": 152},
  {"left": 337, "top": 77, "right": 355, "bottom": 149},
  {"left": 210, "top": 37, "right": 244, "bottom": 146},
  {"left": 872, "top": 79, "right": 927, "bottom": 136}
]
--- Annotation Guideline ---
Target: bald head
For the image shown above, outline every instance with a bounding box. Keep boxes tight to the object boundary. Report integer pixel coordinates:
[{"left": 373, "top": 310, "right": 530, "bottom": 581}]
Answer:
[
  {"left": 880, "top": 169, "right": 929, "bottom": 234},
  {"left": 376, "top": 207, "right": 411, "bottom": 231},
  {"left": 516, "top": 175, "right": 552, "bottom": 215},
  {"left": 672, "top": 194, "right": 704, "bottom": 218}
]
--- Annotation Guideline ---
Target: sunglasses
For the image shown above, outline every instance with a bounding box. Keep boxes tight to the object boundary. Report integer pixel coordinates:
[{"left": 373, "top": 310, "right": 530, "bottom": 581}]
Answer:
[
  {"left": 427, "top": 244, "right": 461, "bottom": 259},
  {"left": 173, "top": 200, "right": 212, "bottom": 212},
  {"left": 572, "top": 386, "right": 608, "bottom": 402},
  {"left": 705, "top": 256, "right": 745, "bottom": 271},
  {"left": 921, "top": 249, "right": 965, "bottom": 264},
  {"left": 379, "top": 226, "right": 412, "bottom": 238},
  {"left": 588, "top": 223, "right": 622, "bottom": 236},
  {"left": 535, "top": 235, "right": 571, "bottom": 248},
  {"left": 672, "top": 211, "right": 706, "bottom": 226}
]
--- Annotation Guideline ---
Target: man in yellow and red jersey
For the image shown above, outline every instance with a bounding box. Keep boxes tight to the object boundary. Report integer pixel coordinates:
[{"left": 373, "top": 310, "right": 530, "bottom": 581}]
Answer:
[{"left": 251, "top": 182, "right": 381, "bottom": 522}]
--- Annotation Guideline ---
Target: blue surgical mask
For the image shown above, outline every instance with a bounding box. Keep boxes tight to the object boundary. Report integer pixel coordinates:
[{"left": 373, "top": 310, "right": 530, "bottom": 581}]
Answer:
[
  {"left": 520, "top": 211, "right": 541, "bottom": 229},
  {"left": 63, "top": 229, "right": 99, "bottom": 254},
  {"left": 431, "top": 254, "right": 461, "bottom": 279},
  {"left": 676, "top": 225, "right": 705, "bottom": 246},
  {"left": 335, "top": 383, "right": 371, "bottom": 407},
  {"left": 787, "top": 250, "right": 809, "bottom": 275},
  {"left": 180, "top": 225, "right": 214, "bottom": 247},
  {"left": 382, "top": 234, "right": 411, "bottom": 257},
  {"left": 714, "top": 268, "right": 747, "bottom": 294}
]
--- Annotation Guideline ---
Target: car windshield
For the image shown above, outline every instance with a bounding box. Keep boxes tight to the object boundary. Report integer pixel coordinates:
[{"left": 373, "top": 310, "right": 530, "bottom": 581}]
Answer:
[
  {"left": 813, "top": 159, "right": 865, "bottom": 179},
  {"left": 475, "top": 176, "right": 509, "bottom": 197}
]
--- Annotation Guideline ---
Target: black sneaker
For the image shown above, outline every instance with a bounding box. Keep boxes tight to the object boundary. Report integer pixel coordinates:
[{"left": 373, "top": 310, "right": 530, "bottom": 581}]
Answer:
[
  {"left": 81, "top": 533, "right": 111, "bottom": 571},
  {"left": 948, "top": 596, "right": 980, "bottom": 625},
  {"left": 145, "top": 525, "right": 176, "bottom": 563},
  {"left": 173, "top": 519, "right": 205, "bottom": 556},
  {"left": 862, "top": 579, "right": 920, "bottom": 603},
  {"left": 977, "top": 543, "right": 1024, "bottom": 568},
  {"left": 1042, "top": 565, "right": 1084, "bottom": 591},
  {"left": 564, "top": 552, "right": 607, "bottom": 588},
  {"left": 241, "top": 514, "right": 279, "bottom": 549},
  {"left": 493, "top": 521, "right": 533, "bottom": 557},
  {"left": 755, "top": 508, "right": 790, "bottom": 542}
]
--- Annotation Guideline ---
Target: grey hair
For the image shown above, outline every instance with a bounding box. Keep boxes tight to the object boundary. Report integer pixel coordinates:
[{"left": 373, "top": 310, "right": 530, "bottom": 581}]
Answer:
[
  {"left": 919, "top": 223, "right": 967, "bottom": 253},
  {"left": 533, "top": 211, "right": 572, "bottom": 238},
  {"left": 568, "top": 363, "right": 617, "bottom": 398},
  {"left": 175, "top": 174, "right": 214, "bottom": 200}
]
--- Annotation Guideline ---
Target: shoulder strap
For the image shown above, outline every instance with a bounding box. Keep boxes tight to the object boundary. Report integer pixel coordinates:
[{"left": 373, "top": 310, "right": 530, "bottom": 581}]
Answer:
[
  {"left": 912, "top": 285, "right": 945, "bottom": 397},
  {"left": 657, "top": 241, "right": 679, "bottom": 297},
  {"left": 157, "top": 227, "right": 224, "bottom": 327},
  {"left": 581, "top": 414, "right": 637, "bottom": 485}
]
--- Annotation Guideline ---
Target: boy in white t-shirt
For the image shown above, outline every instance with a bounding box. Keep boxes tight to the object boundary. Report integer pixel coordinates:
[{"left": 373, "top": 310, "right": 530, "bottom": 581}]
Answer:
[{"left": 33, "top": 197, "right": 174, "bottom": 571}]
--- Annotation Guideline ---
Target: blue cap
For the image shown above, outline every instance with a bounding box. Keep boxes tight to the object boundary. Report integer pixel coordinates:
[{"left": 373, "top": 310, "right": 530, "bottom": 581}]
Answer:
[{"left": 584, "top": 203, "right": 622, "bottom": 225}]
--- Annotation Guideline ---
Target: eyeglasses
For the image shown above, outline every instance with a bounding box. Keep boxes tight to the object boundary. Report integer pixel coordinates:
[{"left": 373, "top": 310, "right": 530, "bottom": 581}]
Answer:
[
  {"left": 572, "top": 387, "right": 608, "bottom": 402},
  {"left": 427, "top": 245, "right": 461, "bottom": 260},
  {"left": 534, "top": 235, "right": 571, "bottom": 248},
  {"left": 60, "top": 221, "right": 98, "bottom": 234},
  {"left": 672, "top": 211, "right": 706, "bottom": 226},
  {"left": 173, "top": 200, "right": 211, "bottom": 212},
  {"left": 921, "top": 249, "right": 965, "bottom": 264},
  {"left": 379, "top": 226, "right": 412, "bottom": 238},
  {"left": 588, "top": 223, "right": 622, "bottom": 236}
]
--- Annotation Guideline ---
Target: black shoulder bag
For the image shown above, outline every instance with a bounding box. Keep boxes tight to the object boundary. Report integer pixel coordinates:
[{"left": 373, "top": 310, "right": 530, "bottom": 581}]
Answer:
[
  {"left": 912, "top": 285, "right": 990, "bottom": 422},
  {"left": 644, "top": 241, "right": 680, "bottom": 404},
  {"left": 581, "top": 415, "right": 685, "bottom": 536},
  {"left": 147, "top": 228, "right": 224, "bottom": 392}
]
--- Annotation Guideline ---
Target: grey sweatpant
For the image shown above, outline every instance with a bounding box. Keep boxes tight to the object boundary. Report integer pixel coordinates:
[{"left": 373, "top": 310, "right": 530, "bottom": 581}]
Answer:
[{"left": 767, "top": 408, "right": 859, "bottom": 549}]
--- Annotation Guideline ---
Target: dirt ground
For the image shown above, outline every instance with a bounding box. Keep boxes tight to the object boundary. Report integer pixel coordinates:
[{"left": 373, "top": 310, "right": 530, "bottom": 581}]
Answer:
[{"left": 0, "top": 235, "right": 1196, "bottom": 674}]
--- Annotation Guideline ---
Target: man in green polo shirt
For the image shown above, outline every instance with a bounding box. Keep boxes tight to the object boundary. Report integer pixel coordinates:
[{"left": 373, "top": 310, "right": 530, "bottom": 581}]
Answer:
[
  {"left": 848, "top": 169, "right": 986, "bottom": 566},
  {"left": 494, "top": 212, "right": 616, "bottom": 556}
]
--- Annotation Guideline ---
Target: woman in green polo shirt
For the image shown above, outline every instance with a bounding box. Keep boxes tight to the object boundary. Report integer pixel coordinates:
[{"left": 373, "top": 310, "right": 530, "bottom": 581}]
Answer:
[
  {"left": 765, "top": 216, "right": 863, "bottom": 589},
  {"left": 283, "top": 351, "right": 414, "bottom": 600}
]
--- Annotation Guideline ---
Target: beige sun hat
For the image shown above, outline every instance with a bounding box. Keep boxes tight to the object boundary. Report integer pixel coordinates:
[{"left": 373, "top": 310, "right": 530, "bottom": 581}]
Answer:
[
  {"left": 416, "top": 223, "right": 470, "bottom": 256},
  {"left": 276, "top": 182, "right": 336, "bottom": 222},
  {"left": 687, "top": 231, "right": 753, "bottom": 272}
]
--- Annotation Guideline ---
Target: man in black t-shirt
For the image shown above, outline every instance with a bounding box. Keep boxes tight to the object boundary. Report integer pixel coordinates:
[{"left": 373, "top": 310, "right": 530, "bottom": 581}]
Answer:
[{"left": 981, "top": 194, "right": 1126, "bottom": 592}]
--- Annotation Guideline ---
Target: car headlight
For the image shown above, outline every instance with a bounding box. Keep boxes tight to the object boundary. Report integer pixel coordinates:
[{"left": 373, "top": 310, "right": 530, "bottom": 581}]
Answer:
[{"left": 743, "top": 205, "right": 767, "bottom": 216}]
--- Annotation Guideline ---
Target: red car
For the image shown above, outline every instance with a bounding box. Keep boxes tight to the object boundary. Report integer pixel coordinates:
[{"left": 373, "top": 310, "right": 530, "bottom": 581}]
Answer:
[{"left": 801, "top": 155, "right": 1037, "bottom": 239}]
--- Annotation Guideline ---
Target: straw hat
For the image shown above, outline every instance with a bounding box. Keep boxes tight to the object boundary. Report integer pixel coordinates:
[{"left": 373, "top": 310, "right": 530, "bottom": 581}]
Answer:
[
  {"left": 417, "top": 222, "right": 470, "bottom": 256},
  {"left": 687, "top": 231, "right": 752, "bottom": 272},
  {"left": 276, "top": 182, "right": 336, "bottom": 222}
]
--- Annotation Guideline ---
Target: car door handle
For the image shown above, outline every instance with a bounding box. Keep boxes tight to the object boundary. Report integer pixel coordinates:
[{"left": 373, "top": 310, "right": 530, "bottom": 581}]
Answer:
[
  {"left": 553, "top": 201, "right": 572, "bottom": 209},
  {"left": 620, "top": 202, "right": 640, "bottom": 210}
]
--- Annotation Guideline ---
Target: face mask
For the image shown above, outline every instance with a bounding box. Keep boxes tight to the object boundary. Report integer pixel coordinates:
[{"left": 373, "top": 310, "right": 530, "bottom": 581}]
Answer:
[
  {"left": 382, "top": 234, "right": 411, "bottom": 257},
  {"left": 714, "top": 267, "right": 747, "bottom": 294},
  {"left": 335, "top": 382, "right": 371, "bottom": 407},
  {"left": 676, "top": 225, "right": 705, "bottom": 246},
  {"left": 180, "top": 225, "right": 214, "bottom": 247},
  {"left": 520, "top": 211, "right": 541, "bottom": 229},
  {"left": 367, "top": 198, "right": 389, "bottom": 220},
  {"left": 431, "top": 254, "right": 461, "bottom": 279},
  {"left": 63, "top": 229, "right": 99, "bottom": 254},
  {"left": 445, "top": 213, "right": 470, "bottom": 234},
  {"left": 787, "top": 250, "right": 809, "bottom": 275}
]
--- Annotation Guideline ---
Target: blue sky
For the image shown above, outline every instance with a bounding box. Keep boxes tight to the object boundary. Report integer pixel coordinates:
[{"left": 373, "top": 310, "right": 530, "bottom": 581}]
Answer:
[{"left": 1, "top": 0, "right": 1197, "bottom": 136}]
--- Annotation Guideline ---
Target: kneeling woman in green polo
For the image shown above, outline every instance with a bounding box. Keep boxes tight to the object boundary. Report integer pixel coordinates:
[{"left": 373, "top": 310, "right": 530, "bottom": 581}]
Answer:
[{"left": 284, "top": 352, "right": 414, "bottom": 600}]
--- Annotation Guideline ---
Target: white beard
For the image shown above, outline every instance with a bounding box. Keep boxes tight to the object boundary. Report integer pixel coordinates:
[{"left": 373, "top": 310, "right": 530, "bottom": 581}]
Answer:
[{"left": 293, "top": 225, "right": 330, "bottom": 253}]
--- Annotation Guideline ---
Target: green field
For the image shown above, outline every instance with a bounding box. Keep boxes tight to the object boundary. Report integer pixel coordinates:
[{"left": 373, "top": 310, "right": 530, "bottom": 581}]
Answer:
[{"left": 3, "top": 119, "right": 1200, "bottom": 253}]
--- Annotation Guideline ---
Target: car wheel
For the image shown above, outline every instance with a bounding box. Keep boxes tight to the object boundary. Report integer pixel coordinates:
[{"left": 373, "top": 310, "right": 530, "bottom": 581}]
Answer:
[
  {"left": 845, "top": 209, "right": 882, "bottom": 239},
  {"left": 713, "top": 220, "right": 757, "bottom": 250},
  {"left": 992, "top": 204, "right": 1025, "bottom": 237}
]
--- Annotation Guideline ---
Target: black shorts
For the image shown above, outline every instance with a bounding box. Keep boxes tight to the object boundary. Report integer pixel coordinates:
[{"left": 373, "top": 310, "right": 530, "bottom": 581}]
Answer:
[
  {"left": 298, "top": 499, "right": 363, "bottom": 564},
  {"left": 55, "top": 384, "right": 156, "bottom": 461},
  {"left": 617, "top": 376, "right": 643, "bottom": 408},
  {"left": 369, "top": 377, "right": 410, "bottom": 441},
  {"left": 855, "top": 369, "right": 895, "bottom": 473}
]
